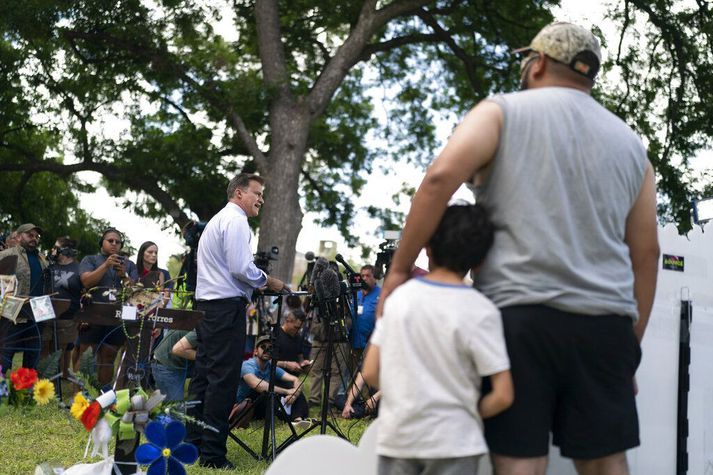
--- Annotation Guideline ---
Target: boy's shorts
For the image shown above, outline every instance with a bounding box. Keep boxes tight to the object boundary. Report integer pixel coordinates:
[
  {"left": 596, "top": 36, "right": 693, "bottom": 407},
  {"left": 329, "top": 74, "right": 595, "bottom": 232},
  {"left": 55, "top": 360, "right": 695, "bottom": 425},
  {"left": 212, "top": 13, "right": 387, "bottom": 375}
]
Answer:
[
  {"left": 484, "top": 304, "right": 641, "bottom": 460},
  {"left": 378, "top": 455, "right": 481, "bottom": 475}
]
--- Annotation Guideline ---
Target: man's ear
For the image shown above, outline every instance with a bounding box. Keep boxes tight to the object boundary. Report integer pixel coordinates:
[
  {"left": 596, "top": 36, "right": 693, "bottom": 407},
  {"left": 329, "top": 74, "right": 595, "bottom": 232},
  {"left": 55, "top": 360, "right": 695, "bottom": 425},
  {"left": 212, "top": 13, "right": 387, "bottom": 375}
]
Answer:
[{"left": 531, "top": 53, "right": 548, "bottom": 79}]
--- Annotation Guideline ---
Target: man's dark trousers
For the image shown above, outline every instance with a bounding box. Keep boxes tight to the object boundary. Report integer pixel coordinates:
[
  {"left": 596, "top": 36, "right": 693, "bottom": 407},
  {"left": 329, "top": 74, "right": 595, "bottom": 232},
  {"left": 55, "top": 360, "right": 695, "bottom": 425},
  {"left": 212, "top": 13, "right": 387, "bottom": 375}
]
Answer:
[{"left": 187, "top": 297, "right": 247, "bottom": 464}]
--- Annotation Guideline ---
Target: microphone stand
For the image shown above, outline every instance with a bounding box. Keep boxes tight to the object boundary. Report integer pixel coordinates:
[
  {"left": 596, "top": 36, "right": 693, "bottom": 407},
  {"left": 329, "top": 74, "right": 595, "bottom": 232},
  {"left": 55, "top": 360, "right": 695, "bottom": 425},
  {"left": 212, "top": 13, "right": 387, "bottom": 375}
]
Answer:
[
  {"left": 228, "top": 290, "right": 310, "bottom": 462},
  {"left": 299, "top": 290, "right": 347, "bottom": 439}
]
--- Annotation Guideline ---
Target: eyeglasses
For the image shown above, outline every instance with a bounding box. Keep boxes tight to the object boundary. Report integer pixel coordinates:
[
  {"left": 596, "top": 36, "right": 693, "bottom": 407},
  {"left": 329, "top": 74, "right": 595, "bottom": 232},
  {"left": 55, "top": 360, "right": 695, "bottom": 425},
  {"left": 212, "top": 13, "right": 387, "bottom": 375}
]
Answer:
[
  {"left": 105, "top": 239, "right": 122, "bottom": 245},
  {"left": 24, "top": 232, "right": 41, "bottom": 239},
  {"left": 258, "top": 345, "right": 272, "bottom": 352}
]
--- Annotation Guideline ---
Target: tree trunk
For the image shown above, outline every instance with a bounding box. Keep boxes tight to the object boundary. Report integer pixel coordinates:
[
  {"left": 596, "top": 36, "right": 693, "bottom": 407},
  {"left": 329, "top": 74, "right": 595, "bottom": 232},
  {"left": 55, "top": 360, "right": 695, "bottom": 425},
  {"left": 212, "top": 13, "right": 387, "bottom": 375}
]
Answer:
[{"left": 258, "top": 103, "right": 310, "bottom": 282}]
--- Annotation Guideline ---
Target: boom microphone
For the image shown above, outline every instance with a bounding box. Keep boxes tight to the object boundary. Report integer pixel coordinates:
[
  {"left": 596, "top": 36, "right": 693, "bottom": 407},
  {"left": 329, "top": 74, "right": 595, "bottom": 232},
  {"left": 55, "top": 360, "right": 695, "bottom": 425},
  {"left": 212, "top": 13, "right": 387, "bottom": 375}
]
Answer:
[
  {"left": 320, "top": 268, "right": 341, "bottom": 300},
  {"left": 335, "top": 253, "right": 357, "bottom": 276},
  {"left": 305, "top": 251, "right": 315, "bottom": 262},
  {"left": 311, "top": 257, "right": 329, "bottom": 288}
]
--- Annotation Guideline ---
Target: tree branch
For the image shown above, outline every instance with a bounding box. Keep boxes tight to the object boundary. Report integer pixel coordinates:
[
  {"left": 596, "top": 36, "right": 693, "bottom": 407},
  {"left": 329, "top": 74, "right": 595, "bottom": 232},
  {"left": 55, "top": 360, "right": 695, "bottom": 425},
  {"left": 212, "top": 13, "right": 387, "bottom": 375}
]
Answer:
[
  {"left": 300, "top": 169, "right": 339, "bottom": 222},
  {"left": 61, "top": 26, "right": 268, "bottom": 170},
  {"left": 0, "top": 159, "right": 190, "bottom": 227},
  {"left": 360, "top": 33, "right": 440, "bottom": 61},
  {"left": 307, "top": 0, "right": 432, "bottom": 119},
  {"left": 416, "top": 8, "right": 483, "bottom": 92},
  {"left": 226, "top": 107, "right": 269, "bottom": 171}
]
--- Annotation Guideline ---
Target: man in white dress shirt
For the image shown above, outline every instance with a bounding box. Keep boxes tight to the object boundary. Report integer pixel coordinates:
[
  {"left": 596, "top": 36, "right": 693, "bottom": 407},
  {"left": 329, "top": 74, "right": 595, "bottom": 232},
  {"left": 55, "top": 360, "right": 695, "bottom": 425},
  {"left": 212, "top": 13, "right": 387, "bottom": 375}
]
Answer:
[{"left": 186, "top": 173, "right": 287, "bottom": 469}]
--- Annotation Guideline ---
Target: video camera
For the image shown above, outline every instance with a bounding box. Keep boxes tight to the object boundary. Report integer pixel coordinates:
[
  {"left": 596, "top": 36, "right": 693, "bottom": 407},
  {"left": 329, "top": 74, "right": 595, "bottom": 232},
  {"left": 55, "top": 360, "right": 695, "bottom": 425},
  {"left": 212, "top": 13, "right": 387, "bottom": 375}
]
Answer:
[
  {"left": 255, "top": 246, "right": 279, "bottom": 274},
  {"left": 183, "top": 221, "right": 207, "bottom": 248},
  {"left": 374, "top": 230, "right": 400, "bottom": 279}
]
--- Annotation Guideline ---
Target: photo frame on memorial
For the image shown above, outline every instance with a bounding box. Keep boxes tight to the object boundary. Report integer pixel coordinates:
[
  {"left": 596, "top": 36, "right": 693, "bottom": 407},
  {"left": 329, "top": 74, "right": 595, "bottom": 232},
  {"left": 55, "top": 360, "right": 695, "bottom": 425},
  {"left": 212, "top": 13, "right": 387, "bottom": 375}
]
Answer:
[
  {"left": 0, "top": 274, "right": 17, "bottom": 299},
  {"left": 30, "top": 295, "right": 56, "bottom": 322},
  {"left": 1, "top": 295, "right": 26, "bottom": 323}
]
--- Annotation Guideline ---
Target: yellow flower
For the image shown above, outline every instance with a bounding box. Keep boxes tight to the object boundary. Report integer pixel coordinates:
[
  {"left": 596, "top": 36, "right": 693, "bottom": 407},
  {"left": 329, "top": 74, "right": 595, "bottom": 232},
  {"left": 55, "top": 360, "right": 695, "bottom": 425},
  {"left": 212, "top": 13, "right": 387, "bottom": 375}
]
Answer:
[
  {"left": 70, "top": 392, "right": 90, "bottom": 420},
  {"left": 33, "top": 379, "right": 55, "bottom": 405}
]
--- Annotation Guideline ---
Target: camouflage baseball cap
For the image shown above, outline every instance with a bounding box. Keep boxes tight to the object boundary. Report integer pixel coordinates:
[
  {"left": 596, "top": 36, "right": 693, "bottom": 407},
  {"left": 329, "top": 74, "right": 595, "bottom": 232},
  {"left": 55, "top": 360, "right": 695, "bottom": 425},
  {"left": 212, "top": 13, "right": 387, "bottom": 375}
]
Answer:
[
  {"left": 16, "top": 223, "right": 43, "bottom": 235},
  {"left": 256, "top": 335, "right": 272, "bottom": 348},
  {"left": 514, "top": 22, "right": 602, "bottom": 80}
]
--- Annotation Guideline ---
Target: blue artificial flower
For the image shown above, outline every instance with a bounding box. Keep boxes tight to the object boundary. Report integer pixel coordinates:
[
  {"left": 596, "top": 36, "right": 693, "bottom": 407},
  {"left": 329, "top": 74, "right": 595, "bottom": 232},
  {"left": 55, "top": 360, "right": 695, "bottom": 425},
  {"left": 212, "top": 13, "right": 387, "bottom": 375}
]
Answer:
[
  {"left": 0, "top": 379, "right": 8, "bottom": 400},
  {"left": 152, "top": 413, "right": 176, "bottom": 426},
  {"left": 135, "top": 421, "right": 198, "bottom": 475}
]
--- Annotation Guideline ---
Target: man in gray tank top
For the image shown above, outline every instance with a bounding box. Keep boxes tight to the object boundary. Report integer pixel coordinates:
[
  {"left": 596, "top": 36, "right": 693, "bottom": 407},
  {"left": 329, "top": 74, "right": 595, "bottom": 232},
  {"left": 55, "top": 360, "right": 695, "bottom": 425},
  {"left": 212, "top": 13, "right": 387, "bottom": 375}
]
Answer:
[{"left": 380, "top": 22, "right": 660, "bottom": 475}]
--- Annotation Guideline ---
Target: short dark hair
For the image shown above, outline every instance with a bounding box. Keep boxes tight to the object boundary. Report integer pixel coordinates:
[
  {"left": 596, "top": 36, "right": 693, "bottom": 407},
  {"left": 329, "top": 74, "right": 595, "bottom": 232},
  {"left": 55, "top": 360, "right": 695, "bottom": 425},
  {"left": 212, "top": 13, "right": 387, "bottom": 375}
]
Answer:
[
  {"left": 56, "top": 236, "right": 77, "bottom": 249},
  {"left": 227, "top": 173, "right": 265, "bottom": 200},
  {"left": 360, "top": 265, "right": 375, "bottom": 274},
  {"left": 428, "top": 204, "right": 494, "bottom": 274},
  {"left": 287, "top": 308, "right": 306, "bottom": 322}
]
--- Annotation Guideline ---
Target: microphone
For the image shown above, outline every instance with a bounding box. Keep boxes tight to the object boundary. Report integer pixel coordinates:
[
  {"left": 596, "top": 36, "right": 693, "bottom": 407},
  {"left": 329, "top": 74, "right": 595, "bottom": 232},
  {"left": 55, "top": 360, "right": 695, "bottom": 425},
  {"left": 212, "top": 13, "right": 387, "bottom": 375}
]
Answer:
[
  {"left": 335, "top": 253, "right": 357, "bottom": 276},
  {"left": 314, "top": 275, "right": 326, "bottom": 301},
  {"left": 305, "top": 251, "right": 315, "bottom": 262},
  {"left": 311, "top": 257, "right": 329, "bottom": 288},
  {"left": 320, "top": 268, "right": 341, "bottom": 300}
]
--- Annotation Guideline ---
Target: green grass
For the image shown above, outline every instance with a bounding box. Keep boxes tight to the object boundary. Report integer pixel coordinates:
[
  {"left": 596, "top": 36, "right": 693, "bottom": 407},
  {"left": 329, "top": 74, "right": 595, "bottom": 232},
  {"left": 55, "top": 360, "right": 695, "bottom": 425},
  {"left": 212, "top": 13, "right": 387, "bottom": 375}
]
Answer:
[{"left": 0, "top": 400, "right": 370, "bottom": 474}]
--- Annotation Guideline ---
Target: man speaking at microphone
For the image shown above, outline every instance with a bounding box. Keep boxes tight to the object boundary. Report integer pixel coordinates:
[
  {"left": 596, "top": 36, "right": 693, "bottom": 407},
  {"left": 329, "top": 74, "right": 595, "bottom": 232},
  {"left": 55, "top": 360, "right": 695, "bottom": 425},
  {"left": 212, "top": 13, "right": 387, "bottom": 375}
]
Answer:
[{"left": 187, "top": 173, "right": 287, "bottom": 470}]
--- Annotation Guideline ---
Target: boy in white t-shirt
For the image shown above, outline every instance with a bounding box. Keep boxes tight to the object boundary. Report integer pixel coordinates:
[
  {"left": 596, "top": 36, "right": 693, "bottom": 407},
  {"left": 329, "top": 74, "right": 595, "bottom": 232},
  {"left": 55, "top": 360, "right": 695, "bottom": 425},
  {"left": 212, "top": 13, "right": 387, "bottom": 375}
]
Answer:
[{"left": 363, "top": 203, "right": 513, "bottom": 475}]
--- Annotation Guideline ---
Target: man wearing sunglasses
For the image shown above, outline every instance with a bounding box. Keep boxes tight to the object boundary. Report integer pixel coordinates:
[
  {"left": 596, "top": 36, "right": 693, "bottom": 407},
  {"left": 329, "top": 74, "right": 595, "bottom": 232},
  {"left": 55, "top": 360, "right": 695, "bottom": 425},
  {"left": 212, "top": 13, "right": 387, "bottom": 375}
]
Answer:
[
  {"left": 77, "top": 228, "right": 138, "bottom": 386},
  {"left": 380, "top": 22, "right": 659, "bottom": 475}
]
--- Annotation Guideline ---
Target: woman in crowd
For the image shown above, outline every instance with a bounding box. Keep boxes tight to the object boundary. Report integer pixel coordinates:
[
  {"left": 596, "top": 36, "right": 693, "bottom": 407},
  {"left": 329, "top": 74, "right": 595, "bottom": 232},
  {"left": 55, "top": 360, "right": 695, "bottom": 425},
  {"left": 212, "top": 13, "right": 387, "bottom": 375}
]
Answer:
[{"left": 136, "top": 241, "right": 171, "bottom": 287}]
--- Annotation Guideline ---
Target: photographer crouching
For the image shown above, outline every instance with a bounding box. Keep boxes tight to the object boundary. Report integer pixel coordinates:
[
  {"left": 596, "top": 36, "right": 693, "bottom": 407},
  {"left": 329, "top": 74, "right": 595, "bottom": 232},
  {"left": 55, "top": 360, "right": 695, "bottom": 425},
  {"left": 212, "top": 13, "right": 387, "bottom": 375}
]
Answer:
[{"left": 186, "top": 173, "right": 287, "bottom": 470}]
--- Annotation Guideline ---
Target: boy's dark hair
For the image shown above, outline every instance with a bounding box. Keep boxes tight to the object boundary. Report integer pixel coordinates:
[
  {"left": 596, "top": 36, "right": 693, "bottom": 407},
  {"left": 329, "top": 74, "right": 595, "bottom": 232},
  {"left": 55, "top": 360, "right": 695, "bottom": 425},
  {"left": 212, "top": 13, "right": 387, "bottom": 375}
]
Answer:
[{"left": 428, "top": 203, "right": 494, "bottom": 274}]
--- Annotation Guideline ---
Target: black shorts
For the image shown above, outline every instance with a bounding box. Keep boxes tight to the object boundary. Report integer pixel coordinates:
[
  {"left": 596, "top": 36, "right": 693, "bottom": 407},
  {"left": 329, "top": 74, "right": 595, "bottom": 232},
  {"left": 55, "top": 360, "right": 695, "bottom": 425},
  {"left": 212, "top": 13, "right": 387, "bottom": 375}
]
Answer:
[{"left": 483, "top": 305, "right": 641, "bottom": 459}]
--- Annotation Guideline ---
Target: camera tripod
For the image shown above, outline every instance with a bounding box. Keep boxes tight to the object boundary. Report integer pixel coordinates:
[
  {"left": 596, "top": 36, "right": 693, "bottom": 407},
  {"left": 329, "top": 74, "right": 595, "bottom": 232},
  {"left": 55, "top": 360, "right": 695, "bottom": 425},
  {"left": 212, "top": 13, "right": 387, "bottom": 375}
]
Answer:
[
  {"left": 228, "top": 290, "right": 308, "bottom": 462},
  {"left": 294, "top": 289, "right": 350, "bottom": 440}
]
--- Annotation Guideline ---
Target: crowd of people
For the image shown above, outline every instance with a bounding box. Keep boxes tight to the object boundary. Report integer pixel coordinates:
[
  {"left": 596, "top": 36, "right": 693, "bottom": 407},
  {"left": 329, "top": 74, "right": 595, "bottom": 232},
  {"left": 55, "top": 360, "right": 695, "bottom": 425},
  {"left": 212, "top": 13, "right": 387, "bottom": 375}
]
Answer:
[
  {"left": 0, "top": 21, "right": 663, "bottom": 475},
  {"left": 0, "top": 225, "right": 176, "bottom": 384}
]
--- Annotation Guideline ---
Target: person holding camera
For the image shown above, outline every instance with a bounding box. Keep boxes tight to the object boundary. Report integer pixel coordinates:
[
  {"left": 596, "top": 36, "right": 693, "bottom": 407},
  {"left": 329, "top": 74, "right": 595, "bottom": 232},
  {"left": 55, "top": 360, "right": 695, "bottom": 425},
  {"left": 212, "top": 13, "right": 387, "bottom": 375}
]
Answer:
[
  {"left": 186, "top": 173, "right": 287, "bottom": 470},
  {"left": 77, "top": 228, "right": 138, "bottom": 386}
]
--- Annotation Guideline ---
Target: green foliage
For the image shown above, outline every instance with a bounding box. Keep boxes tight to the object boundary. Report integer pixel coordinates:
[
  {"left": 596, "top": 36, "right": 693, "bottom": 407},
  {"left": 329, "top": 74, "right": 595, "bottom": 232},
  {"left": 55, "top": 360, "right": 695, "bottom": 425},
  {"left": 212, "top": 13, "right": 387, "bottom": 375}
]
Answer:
[
  {"left": 0, "top": 0, "right": 558, "bottom": 251},
  {"left": 2, "top": 0, "right": 710, "bottom": 265},
  {"left": 36, "top": 350, "right": 61, "bottom": 380},
  {"left": 0, "top": 171, "right": 109, "bottom": 258},
  {"left": 602, "top": 0, "right": 713, "bottom": 232}
]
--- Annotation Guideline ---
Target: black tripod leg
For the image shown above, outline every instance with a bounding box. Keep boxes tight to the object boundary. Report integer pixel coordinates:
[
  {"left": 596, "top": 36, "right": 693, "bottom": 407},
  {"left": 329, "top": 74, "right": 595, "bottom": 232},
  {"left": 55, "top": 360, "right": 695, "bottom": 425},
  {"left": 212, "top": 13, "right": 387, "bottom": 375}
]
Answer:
[
  {"left": 317, "top": 321, "right": 347, "bottom": 439},
  {"left": 227, "top": 431, "right": 261, "bottom": 461}
]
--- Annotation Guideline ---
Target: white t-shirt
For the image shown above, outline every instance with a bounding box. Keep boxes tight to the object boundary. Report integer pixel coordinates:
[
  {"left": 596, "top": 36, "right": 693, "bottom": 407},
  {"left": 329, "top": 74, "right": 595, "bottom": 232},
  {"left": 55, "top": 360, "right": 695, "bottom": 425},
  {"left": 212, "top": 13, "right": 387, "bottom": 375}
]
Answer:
[{"left": 371, "top": 277, "right": 510, "bottom": 459}]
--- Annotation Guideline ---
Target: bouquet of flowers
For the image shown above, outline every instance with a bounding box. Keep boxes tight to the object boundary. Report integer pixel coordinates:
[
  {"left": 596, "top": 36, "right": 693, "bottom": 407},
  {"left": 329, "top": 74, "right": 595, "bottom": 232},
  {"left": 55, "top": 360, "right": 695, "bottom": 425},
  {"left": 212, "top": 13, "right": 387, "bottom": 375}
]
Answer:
[{"left": 0, "top": 366, "right": 55, "bottom": 411}]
